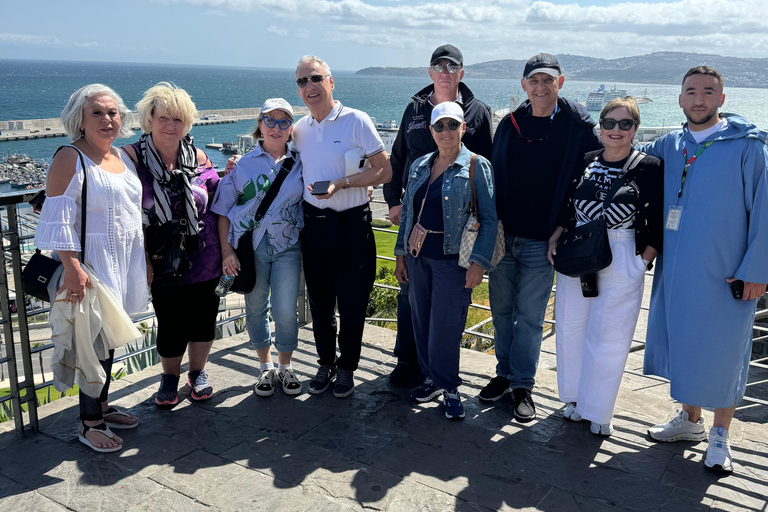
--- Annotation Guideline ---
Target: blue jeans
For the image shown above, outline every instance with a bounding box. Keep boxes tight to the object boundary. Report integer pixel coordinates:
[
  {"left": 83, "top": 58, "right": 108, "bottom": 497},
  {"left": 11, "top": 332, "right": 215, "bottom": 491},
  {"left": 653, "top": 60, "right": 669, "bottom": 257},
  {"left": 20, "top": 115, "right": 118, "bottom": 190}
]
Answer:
[
  {"left": 245, "top": 238, "right": 302, "bottom": 352},
  {"left": 488, "top": 235, "right": 555, "bottom": 389}
]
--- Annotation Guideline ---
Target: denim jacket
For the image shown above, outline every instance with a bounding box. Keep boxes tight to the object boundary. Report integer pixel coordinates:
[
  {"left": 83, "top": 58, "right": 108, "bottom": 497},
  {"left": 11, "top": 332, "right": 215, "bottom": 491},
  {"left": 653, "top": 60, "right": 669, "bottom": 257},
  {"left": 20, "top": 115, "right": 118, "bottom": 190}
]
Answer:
[{"left": 395, "top": 144, "right": 499, "bottom": 271}]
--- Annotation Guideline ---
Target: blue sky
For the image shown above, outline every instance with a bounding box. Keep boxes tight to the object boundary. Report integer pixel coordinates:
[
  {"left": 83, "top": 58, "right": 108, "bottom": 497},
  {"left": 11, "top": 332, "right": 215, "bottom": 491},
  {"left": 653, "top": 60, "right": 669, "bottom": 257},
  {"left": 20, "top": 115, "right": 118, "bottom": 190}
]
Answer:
[{"left": 1, "top": 0, "right": 764, "bottom": 70}]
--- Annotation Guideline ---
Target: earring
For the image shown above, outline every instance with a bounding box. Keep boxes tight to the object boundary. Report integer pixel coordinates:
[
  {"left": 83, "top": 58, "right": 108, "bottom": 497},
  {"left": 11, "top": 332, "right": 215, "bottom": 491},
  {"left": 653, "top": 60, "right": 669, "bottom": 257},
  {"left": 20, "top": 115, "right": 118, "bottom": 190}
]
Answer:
[{"left": 79, "top": 128, "right": 85, "bottom": 138}]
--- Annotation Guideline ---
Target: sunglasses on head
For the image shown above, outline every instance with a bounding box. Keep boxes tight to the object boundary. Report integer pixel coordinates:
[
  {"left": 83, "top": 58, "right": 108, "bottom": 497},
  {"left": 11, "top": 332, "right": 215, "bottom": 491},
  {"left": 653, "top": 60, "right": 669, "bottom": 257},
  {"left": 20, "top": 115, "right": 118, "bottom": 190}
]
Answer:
[
  {"left": 296, "top": 74, "right": 330, "bottom": 88},
  {"left": 430, "top": 62, "right": 462, "bottom": 74},
  {"left": 261, "top": 115, "right": 293, "bottom": 130},
  {"left": 600, "top": 118, "right": 637, "bottom": 131},
  {"left": 432, "top": 119, "right": 461, "bottom": 133}
]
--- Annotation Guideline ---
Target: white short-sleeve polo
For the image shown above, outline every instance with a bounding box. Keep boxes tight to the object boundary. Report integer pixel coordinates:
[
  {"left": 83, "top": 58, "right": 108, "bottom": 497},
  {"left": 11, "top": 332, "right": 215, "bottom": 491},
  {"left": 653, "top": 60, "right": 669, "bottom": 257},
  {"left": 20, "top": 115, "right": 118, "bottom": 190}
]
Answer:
[{"left": 293, "top": 101, "right": 385, "bottom": 212}]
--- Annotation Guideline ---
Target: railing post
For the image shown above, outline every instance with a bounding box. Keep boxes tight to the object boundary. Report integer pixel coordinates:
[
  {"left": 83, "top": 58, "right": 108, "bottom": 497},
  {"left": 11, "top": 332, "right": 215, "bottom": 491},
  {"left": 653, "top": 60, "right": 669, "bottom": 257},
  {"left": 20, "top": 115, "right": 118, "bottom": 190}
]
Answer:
[
  {"left": 6, "top": 205, "right": 38, "bottom": 432},
  {"left": 298, "top": 267, "right": 311, "bottom": 326}
]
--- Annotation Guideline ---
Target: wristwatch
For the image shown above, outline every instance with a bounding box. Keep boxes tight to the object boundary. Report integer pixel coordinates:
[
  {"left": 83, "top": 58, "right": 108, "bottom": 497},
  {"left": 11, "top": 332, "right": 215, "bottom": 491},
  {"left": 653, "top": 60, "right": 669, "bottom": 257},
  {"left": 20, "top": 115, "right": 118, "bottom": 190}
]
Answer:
[
  {"left": 344, "top": 177, "right": 350, "bottom": 189},
  {"left": 642, "top": 259, "right": 652, "bottom": 271}
]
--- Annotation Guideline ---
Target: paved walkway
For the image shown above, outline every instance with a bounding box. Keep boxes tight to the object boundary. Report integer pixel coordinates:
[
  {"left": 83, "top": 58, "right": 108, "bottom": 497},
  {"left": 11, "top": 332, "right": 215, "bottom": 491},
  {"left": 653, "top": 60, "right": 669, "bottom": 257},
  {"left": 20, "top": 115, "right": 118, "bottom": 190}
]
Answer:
[{"left": 1, "top": 324, "right": 767, "bottom": 511}]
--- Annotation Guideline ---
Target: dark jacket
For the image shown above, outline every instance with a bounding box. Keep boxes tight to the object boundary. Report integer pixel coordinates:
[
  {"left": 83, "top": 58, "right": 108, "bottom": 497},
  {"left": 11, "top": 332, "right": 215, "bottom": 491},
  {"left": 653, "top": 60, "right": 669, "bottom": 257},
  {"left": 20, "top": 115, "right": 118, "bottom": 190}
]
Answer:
[
  {"left": 384, "top": 82, "right": 493, "bottom": 209},
  {"left": 560, "top": 149, "right": 664, "bottom": 256},
  {"left": 492, "top": 97, "right": 602, "bottom": 237}
]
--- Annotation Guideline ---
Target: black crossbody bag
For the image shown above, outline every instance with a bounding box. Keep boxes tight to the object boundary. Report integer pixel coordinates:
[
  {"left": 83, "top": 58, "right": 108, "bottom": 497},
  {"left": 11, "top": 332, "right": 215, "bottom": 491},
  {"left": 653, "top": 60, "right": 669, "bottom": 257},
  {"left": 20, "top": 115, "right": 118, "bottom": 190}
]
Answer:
[
  {"left": 23, "top": 146, "right": 88, "bottom": 302},
  {"left": 229, "top": 154, "right": 295, "bottom": 294},
  {"left": 553, "top": 150, "right": 644, "bottom": 277}
]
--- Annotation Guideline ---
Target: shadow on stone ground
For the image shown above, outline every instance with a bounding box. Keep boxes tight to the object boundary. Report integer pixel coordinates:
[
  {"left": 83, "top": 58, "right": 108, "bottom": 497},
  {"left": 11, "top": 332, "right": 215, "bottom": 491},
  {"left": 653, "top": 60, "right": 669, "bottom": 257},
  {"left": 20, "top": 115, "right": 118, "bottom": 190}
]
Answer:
[{"left": 1, "top": 324, "right": 767, "bottom": 511}]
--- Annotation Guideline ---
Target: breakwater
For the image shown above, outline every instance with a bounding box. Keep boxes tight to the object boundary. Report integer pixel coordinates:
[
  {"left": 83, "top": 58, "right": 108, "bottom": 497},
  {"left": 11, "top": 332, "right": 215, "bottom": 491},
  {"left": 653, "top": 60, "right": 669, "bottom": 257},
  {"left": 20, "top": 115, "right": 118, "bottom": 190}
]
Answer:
[{"left": 0, "top": 107, "right": 310, "bottom": 142}]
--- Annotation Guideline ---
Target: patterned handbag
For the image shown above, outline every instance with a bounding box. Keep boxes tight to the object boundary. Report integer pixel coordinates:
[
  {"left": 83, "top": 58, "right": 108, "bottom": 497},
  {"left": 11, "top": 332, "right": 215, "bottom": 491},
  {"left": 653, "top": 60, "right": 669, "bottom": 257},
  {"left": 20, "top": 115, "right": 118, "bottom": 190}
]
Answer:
[{"left": 459, "top": 155, "right": 505, "bottom": 269}]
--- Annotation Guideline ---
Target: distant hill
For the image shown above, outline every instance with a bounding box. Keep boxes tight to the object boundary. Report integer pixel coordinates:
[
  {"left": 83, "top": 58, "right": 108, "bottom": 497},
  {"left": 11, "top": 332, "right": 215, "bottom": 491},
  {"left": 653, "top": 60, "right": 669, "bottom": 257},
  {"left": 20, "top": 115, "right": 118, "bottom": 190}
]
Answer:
[{"left": 356, "top": 52, "right": 768, "bottom": 88}]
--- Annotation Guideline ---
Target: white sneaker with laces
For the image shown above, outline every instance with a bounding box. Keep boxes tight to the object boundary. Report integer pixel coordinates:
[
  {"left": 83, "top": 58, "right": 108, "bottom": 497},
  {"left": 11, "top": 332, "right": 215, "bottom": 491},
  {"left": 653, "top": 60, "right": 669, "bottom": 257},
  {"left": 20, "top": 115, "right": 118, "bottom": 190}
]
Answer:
[
  {"left": 704, "top": 426, "right": 733, "bottom": 472},
  {"left": 563, "top": 402, "right": 583, "bottom": 422},
  {"left": 648, "top": 410, "right": 706, "bottom": 442},
  {"left": 590, "top": 421, "right": 614, "bottom": 436}
]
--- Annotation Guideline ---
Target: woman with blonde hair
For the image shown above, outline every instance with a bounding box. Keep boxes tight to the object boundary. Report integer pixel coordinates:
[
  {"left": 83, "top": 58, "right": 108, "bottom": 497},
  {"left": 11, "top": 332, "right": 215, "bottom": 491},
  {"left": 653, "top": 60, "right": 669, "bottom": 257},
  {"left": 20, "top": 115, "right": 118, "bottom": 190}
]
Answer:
[
  {"left": 548, "top": 96, "right": 663, "bottom": 436},
  {"left": 122, "top": 82, "right": 222, "bottom": 407},
  {"left": 35, "top": 83, "right": 148, "bottom": 452}
]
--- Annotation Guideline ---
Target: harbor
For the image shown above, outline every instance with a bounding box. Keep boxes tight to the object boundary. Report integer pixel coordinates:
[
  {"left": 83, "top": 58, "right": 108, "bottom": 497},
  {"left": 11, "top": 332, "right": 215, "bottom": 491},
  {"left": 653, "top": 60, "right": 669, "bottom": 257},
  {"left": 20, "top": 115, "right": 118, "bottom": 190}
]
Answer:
[{"left": 0, "top": 107, "right": 310, "bottom": 143}]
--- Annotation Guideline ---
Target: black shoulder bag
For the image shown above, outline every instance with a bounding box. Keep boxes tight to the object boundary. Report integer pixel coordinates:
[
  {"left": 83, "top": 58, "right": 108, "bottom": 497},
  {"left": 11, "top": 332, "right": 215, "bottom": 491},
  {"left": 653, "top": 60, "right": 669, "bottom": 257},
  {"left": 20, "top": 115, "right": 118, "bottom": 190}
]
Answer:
[
  {"left": 229, "top": 154, "right": 296, "bottom": 294},
  {"left": 23, "top": 146, "right": 88, "bottom": 302},
  {"left": 553, "top": 150, "right": 644, "bottom": 277}
]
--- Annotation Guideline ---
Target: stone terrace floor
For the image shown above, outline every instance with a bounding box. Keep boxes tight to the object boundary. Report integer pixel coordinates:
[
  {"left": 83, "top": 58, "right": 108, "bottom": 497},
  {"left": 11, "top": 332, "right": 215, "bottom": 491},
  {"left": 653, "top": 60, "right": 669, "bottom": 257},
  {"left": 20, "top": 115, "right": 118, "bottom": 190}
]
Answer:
[{"left": 1, "top": 324, "right": 767, "bottom": 512}]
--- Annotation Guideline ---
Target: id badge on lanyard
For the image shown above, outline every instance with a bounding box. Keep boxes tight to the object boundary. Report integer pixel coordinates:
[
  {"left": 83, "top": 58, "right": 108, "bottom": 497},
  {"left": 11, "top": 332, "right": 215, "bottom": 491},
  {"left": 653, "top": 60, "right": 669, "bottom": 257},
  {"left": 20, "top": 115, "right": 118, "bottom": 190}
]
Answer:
[
  {"left": 666, "top": 206, "right": 682, "bottom": 231},
  {"left": 667, "top": 139, "right": 713, "bottom": 231}
]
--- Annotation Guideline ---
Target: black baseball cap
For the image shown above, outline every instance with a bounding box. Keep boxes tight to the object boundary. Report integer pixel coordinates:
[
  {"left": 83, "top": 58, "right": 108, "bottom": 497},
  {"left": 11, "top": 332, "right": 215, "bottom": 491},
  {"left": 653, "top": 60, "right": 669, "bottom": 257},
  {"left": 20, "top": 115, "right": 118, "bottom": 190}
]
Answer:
[
  {"left": 523, "top": 53, "right": 561, "bottom": 79},
  {"left": 430, "top": 44, "right": 463, "bottom": 66}
]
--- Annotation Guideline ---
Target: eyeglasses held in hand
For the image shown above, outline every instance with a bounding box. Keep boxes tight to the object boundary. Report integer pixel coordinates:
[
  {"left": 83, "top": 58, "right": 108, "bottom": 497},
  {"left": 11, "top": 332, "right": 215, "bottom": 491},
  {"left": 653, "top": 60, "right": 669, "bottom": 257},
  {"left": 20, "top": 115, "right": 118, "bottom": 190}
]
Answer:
[
  {"left": 600, "top": 118, "right": 637, "bottom": 131},
  {"left": 261, "top": 116, "right": 293, "bottom": 130},
  {"left": 430, "top": 63, "right": 462, "bottom": 74},
  {"left": 296, "top": 74, "right": 330, "bottom": 88},
  {"left": 432, "top": 119, "right": 461, "bottom": 133}
]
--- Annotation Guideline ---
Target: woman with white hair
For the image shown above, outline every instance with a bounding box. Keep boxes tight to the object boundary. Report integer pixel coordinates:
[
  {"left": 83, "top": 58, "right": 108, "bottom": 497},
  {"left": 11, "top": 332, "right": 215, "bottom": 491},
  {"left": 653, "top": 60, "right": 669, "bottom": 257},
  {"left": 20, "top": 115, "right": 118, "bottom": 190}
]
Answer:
[
  {"left": 35, "top": 83, "right": 148, "bottom": 452},
  {"left": 122, "top": 82, "right": 221, "bottom": 407}
]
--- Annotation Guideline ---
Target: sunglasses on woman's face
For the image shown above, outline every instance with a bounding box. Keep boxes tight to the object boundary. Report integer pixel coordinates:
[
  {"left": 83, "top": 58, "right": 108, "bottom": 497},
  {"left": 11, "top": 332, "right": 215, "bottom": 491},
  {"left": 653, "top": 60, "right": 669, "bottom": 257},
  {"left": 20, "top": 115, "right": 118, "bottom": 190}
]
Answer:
[
  {"left": 600, "top": 118, "right": 637, "bottom": 131},
  {"left": 432, "top": 119, "right": 461, "bottom": 133},
  {"left": 296, "top": 74, "right": 330, "bottom": 88},
  {"left": 261, "top": 115, "right": 293, "bottom": 130}
]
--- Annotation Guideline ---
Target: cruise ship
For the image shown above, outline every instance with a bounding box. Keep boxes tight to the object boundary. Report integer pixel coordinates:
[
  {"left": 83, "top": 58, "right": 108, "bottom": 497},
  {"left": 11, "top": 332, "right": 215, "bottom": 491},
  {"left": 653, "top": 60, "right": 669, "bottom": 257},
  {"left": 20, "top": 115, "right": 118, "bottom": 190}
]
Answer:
[{"left": 586, "top": 85, "right": 629, "bottom": 111}]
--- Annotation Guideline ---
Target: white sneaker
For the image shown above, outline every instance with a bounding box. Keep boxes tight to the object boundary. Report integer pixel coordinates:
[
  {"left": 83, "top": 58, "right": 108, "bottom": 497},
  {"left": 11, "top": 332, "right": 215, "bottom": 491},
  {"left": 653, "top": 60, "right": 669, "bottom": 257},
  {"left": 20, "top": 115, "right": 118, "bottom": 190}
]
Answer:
[
  {"left": 648, "top": 410, "right": 707, "bottom": 442},
  {"left": 590, "top": 421, "right": 614, "bottom": 436},
  {"left": 704, "top": 426, "right": 733, "bottom": 472},
  {"left": 563, "top": 402, "right": 583, "bottom": 422},
  {"left": 254, "top": 368, "right": 277, "bottom": 397}
]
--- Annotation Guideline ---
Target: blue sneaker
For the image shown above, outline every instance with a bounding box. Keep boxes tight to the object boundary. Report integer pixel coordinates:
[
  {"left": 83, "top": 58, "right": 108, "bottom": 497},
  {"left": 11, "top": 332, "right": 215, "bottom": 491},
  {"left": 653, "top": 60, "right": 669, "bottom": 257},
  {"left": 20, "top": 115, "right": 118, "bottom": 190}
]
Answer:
[
  {"left": 410, "top": 379, "right": 443, "bottom": 402},
  {"left": 443, "top": 389, "right": 465, "bottom": 420}
]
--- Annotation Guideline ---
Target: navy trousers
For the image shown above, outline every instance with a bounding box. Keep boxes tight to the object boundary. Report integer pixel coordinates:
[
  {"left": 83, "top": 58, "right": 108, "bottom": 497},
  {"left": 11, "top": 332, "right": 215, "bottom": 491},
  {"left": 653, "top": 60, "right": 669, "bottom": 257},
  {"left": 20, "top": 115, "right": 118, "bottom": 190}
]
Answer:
[{"left": 406, "top": 254, "right": 472, "bottom": 390}]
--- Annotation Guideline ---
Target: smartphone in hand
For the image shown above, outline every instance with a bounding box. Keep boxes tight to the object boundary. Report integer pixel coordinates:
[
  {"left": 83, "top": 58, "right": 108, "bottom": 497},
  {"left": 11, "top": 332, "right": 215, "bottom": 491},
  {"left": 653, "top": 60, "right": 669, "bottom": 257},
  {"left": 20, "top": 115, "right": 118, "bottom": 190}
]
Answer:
[
  {"left": 731, "top": 279, "right": 744, "bottom": 299},
  {"left": 311, "top": 180, "right": 331, "bottom": 196}
]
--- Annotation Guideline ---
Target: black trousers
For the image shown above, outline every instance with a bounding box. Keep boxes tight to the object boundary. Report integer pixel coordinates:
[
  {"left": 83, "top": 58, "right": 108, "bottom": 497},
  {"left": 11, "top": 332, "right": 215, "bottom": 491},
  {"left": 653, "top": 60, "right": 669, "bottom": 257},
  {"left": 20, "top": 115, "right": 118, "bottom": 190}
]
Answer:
[
  {"left": 79, "top": 349, "right": 114, "bottom": 421},
  {"left": 302, "top": 202, "right": 376, "bottom": 371}
]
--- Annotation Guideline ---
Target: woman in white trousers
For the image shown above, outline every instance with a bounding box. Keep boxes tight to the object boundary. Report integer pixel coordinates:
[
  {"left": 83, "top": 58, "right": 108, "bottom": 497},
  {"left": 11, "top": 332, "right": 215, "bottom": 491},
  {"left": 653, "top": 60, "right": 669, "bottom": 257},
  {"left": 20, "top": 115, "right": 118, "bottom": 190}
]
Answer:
[{"left": 547, "top": 96, "right": 663, "bottom": 436}]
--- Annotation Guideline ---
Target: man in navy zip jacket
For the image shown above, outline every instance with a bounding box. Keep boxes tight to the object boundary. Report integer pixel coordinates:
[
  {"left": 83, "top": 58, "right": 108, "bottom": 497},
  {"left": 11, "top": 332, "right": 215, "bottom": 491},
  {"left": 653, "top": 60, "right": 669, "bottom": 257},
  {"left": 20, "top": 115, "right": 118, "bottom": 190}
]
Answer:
[
  {"left": 483, "top": 53, "right": 601, "bottom": 421},
  {"left": 383, "top": 44, "right": 493, "bottom": 387}
]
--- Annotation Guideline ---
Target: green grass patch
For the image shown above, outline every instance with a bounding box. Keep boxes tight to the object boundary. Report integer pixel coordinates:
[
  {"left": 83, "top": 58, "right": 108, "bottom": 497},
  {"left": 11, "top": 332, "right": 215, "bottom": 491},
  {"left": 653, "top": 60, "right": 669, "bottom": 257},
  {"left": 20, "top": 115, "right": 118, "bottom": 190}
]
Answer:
[{"left": 373, "top": 226, "right": 399, "bottom": 272}]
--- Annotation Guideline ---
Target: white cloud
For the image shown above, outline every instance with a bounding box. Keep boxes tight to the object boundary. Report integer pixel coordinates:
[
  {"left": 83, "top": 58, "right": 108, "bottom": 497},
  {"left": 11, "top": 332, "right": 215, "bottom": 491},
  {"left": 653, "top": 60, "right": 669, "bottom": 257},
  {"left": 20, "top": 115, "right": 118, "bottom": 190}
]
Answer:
[
  {"left": 146, "top": 0, "right": 768, "bottom": 61},
  {"left": 267, "top": 25, "right": 289, "bottom": 36}
]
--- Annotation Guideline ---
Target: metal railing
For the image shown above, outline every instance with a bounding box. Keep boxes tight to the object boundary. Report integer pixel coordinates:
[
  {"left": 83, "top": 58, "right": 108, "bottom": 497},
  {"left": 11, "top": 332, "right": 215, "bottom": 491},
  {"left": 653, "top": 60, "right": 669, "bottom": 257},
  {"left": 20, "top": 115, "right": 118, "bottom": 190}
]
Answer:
[{"left": 1, "top": 191, "right": 765, "bottom": 435}]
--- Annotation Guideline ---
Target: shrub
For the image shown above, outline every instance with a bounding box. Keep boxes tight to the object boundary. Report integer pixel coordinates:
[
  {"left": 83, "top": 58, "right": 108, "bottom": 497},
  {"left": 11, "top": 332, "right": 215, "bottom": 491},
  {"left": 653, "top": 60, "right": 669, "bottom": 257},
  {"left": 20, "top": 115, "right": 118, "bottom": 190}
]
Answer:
[{"left": 371, "top": 219, "right": 393, "bottom": 229}]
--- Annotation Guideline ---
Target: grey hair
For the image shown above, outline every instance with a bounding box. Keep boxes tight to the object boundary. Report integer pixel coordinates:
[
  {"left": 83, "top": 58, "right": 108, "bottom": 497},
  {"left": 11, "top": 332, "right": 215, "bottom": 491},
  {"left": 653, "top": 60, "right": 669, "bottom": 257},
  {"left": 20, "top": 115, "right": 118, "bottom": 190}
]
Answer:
[
  {"left": 296, "top": 55, "right": 331, "bottom": 76},
  {"left": 60, "top": 84, "right": 134, "bottom": 141}
]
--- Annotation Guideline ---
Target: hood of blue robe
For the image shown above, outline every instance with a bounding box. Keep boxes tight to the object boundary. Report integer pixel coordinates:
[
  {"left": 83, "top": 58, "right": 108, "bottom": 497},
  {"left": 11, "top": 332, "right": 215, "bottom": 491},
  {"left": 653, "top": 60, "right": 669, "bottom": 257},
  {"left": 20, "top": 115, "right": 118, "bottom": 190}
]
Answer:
[{"left": 682, "top": 113, "right": 768, "bottom": 144}]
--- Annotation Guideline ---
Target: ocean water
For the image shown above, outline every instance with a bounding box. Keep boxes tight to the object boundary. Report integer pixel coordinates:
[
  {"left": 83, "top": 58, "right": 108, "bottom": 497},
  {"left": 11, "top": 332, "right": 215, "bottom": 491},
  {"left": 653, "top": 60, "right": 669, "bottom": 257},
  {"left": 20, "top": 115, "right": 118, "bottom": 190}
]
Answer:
[{"left": 2, "top": 59, "right": 768, "bottom": 170}]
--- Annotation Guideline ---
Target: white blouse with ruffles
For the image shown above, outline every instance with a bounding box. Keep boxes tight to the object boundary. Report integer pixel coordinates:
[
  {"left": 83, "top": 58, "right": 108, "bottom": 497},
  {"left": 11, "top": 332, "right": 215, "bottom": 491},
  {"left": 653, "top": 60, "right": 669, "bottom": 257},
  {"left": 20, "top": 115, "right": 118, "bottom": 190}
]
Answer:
[{"left": 34, "top": 148, "right": 148, "bottom": 315}]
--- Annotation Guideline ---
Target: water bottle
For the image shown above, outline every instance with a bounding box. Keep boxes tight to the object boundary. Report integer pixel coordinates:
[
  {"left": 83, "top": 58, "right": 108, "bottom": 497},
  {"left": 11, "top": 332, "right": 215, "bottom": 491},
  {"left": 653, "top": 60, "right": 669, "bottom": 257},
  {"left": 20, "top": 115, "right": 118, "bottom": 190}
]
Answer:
[{"left": 214, "top": 274, "right": 235, "bottom": 297}]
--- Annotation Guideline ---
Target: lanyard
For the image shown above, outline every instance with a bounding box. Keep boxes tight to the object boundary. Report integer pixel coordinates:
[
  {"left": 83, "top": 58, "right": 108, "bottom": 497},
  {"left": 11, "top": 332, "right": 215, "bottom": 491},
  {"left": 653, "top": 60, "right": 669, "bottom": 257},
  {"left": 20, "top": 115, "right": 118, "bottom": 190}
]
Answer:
[{"left": 678, "top": 139, "right": 713, "bottom": 200}]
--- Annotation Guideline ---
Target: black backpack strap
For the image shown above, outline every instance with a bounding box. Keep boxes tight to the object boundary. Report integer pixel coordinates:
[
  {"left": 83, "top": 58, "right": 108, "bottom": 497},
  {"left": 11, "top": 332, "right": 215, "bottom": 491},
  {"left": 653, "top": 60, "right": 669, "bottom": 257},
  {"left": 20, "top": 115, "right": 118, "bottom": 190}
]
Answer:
[
  {"left": 253, "top": 155, "right": 296, "bottom": 223},
  {"left": 600, "top": 149, "right": 644, "bottom": 216},
  {"left": 52, "top": 145, "right": 88, "bottom": 262}
]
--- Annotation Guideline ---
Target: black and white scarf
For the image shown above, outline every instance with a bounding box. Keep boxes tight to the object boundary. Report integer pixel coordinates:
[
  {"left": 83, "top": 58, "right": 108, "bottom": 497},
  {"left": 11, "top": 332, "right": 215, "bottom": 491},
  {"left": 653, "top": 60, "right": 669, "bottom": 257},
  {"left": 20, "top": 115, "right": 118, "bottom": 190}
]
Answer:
[{"left": 138, "top": 133, "right": 200, "bottom": 235}]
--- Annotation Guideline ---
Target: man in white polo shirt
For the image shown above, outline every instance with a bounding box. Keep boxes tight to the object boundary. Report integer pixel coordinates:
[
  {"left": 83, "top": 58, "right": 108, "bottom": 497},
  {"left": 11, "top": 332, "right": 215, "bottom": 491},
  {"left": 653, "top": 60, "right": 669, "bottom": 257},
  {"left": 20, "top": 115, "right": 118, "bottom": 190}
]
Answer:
[{"left": 293, "top": 55, "right": 392, "bottom": 398}]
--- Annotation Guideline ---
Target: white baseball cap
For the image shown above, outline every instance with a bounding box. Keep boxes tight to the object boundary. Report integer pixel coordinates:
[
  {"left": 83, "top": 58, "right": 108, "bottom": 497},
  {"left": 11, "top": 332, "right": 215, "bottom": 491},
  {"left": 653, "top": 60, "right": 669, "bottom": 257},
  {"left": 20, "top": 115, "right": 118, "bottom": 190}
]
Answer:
[
  {"left": 260, "top": 98, "right": 294, "bottom": 120},
  {"left": 430, "top": 102, "right": 464, "bottom": 125}
]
